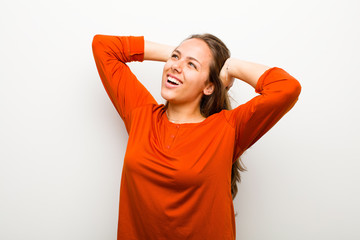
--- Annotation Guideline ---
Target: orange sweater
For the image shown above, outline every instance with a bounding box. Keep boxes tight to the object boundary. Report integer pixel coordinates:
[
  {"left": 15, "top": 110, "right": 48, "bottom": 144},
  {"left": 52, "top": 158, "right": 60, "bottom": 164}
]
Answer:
[{"left": 92, "top": 35, "right": 301, "bottom": 240}]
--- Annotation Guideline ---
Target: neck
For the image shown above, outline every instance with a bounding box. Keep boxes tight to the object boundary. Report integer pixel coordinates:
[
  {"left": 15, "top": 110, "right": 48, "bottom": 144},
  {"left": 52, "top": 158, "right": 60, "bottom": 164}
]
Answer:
[{"left": 166, "top": 102, "right": 205, "bottom": 124}]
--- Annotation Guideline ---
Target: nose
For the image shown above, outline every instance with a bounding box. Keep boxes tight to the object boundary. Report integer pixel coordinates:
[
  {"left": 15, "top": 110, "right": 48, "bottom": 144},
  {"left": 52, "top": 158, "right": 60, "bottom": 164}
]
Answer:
[{"left": 171, "top": 60, "right": 184, "bottom": 73}]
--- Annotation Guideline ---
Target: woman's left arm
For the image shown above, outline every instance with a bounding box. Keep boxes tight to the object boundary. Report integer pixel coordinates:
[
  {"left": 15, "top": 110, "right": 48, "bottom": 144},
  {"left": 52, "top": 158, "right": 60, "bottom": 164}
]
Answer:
[
  {"left": 221, "top": 58, "right": 302, "bottom": 159},
  {"left": 220, "top": 58, "right": 271, "bottom": 89}
]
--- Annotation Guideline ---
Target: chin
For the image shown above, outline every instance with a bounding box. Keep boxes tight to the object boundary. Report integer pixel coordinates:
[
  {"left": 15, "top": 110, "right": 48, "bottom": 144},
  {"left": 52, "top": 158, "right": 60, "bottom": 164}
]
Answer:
[{"left": 160, "top": 88, "right": 172, "bottom": 102}]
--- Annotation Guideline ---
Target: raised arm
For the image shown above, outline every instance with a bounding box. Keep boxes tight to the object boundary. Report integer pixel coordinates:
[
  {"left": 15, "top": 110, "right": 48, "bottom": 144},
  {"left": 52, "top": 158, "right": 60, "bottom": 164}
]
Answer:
[
  {"left": 144, "top": 40, "right": 174, "bottom": 62},
  {"left": 92, "top": 35, "right": 156, "bottom": 131},
  {"left": 221, "top": 58, "right": 302, "bottom": 160},
  {"left": 220, "top": 58, "right": 271, "bottom": 89}
]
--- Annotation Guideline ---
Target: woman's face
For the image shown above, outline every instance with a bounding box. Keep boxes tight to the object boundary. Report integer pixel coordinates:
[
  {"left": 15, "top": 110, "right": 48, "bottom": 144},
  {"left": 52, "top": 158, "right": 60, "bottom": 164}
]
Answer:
[{"left": 161, "top": 38, "right": 214, "bottom": 105}]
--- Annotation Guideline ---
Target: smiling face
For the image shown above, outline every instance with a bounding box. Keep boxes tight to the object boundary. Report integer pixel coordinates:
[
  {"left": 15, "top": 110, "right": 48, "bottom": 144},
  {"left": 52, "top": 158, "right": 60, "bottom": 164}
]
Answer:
[{"left": 161, "top": 38, "right": 214, "bottom": 106}]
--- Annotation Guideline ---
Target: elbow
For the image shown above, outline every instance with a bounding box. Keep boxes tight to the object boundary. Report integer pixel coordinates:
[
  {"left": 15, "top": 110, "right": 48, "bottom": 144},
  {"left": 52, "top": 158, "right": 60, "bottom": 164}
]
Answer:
[
  {"left": 92, "top": 34, "right": 104, "bottom": 53},
  {"left": 92, "top": 34, "right": 100, "bottom": 49},
  {"left": 288, "top": 77, "right": 302, "bottom": 97},
  {"left": 261, "top": 68, "right": 302, "bottom": 109},
  {"left": 281, "top": 77, "right": 302, "bottom": 105}
]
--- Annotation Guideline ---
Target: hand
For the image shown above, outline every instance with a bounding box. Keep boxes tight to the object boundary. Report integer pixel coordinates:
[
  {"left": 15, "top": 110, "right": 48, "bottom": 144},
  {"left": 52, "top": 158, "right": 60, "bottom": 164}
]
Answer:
[{"left": 219, "top": 58, "right": 235, "bottom": 91}]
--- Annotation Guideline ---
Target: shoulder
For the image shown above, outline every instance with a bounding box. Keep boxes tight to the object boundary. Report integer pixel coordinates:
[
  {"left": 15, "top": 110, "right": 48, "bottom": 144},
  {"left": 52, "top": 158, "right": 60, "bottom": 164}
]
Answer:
[
  {"left": 219, "top": 109, "right": 241, "bottom": 129},
  {"left": 129, "top": 103, "right": 165, "bottom": 121},
  {"left": 202, "top": 109, "right": 236, "bottom": 130}
]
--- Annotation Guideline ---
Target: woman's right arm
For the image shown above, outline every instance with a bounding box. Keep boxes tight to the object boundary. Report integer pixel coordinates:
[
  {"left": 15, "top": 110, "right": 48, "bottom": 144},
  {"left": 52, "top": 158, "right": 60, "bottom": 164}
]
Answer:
[
  {"left": 92, "top": 35, "right": 157, "bottom": 131},
  {"left": 144, "top": 40, "right": 174, "bottom": 62}
]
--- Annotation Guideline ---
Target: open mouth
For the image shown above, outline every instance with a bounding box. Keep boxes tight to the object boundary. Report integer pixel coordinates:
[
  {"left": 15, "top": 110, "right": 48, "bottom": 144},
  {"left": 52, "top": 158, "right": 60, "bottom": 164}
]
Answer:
[{"left": 167, "top": 76, "right": 182, "bottom": 86}]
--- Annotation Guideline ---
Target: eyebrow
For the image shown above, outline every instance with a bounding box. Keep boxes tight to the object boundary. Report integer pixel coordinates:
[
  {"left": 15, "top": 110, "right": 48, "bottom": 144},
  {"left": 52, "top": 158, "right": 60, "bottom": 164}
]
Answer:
[{"left": 173, "top": 49, "right": 201, "bottom": 66}]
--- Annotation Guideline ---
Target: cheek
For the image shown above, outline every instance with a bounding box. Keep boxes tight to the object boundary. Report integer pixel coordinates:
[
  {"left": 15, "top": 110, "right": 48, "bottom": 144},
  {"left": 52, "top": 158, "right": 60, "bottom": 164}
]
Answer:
[
  {"left": 162, "top": 64, "right": 170, "bottom": 81},
  {"left": 163, "top": 60, "right": 172, "bottom": 71},
  {"left": 187, "top": 72, "right": 208, "bottom": 89}
]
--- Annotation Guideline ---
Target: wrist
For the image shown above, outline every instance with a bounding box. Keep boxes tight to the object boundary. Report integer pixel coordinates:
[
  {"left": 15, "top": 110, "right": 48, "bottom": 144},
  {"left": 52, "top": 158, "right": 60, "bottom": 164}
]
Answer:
[{"left": 223, "top": 57, "right": 236, "bottom": 82}]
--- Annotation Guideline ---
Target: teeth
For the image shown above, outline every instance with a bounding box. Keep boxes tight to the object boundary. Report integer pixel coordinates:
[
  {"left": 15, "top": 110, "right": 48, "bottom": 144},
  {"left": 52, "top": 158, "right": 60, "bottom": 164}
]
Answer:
[{"left": 167, "top": 76, "right": 181, "bottom": 85}]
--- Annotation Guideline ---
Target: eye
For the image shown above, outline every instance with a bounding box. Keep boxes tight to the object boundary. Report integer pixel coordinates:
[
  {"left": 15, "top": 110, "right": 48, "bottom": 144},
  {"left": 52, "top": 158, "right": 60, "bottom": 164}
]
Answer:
[
  {"left": 171, "top": 53, "right": 179, "bottom": 59},
  {"left": 188, "top": 62, "right": 197, "bottom": 69}
]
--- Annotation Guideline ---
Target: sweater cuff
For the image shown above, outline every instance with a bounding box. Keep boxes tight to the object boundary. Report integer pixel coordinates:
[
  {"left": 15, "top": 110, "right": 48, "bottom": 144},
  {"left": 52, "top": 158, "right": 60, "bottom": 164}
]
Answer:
[
  {"left": 255, "top": 67, "right": 280, "bottom": 93},
  {"left": 128, "top": 36, "right": 145, "bottom": 62}
]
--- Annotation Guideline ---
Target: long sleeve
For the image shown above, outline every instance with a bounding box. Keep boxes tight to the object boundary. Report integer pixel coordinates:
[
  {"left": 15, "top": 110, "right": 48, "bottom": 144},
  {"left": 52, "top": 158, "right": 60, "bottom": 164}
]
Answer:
[
  {"left": 225, "top": 67, "right": 302, "bottom": 161},
  {"left": 92, "top": 35, "right": 157, "bottom": 132}
]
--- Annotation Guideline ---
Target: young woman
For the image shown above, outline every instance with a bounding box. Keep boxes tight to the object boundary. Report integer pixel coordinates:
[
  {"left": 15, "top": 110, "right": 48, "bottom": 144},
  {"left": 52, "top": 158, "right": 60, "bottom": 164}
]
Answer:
[{"left": 92, "top": 34, "right": 301, "bottom": 240}]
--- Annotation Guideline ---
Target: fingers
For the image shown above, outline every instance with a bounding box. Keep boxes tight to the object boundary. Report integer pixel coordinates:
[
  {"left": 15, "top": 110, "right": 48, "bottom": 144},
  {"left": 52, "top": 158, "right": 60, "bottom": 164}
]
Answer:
[{"left": 219, "top": 58, "right": 233, "bottom": 90}]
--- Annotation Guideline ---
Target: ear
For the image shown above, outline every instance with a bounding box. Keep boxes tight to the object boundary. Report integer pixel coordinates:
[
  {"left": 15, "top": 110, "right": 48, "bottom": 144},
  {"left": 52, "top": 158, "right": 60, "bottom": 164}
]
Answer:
[{"left": 203, "top": 82, "right": 214, "bottom": 96}]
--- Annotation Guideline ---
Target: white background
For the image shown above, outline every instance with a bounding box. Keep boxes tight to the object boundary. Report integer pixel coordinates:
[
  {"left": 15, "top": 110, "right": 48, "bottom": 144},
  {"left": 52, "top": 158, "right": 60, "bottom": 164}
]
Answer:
[{"left": 1, "top": 0, "right": 359, "bottom": 239}]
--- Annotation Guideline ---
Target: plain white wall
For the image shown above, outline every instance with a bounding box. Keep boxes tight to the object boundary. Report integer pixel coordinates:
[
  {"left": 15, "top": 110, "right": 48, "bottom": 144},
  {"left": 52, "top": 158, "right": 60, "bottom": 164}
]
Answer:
[{"left": 1, "top": 0, "right": 359, "bottom": 239}]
